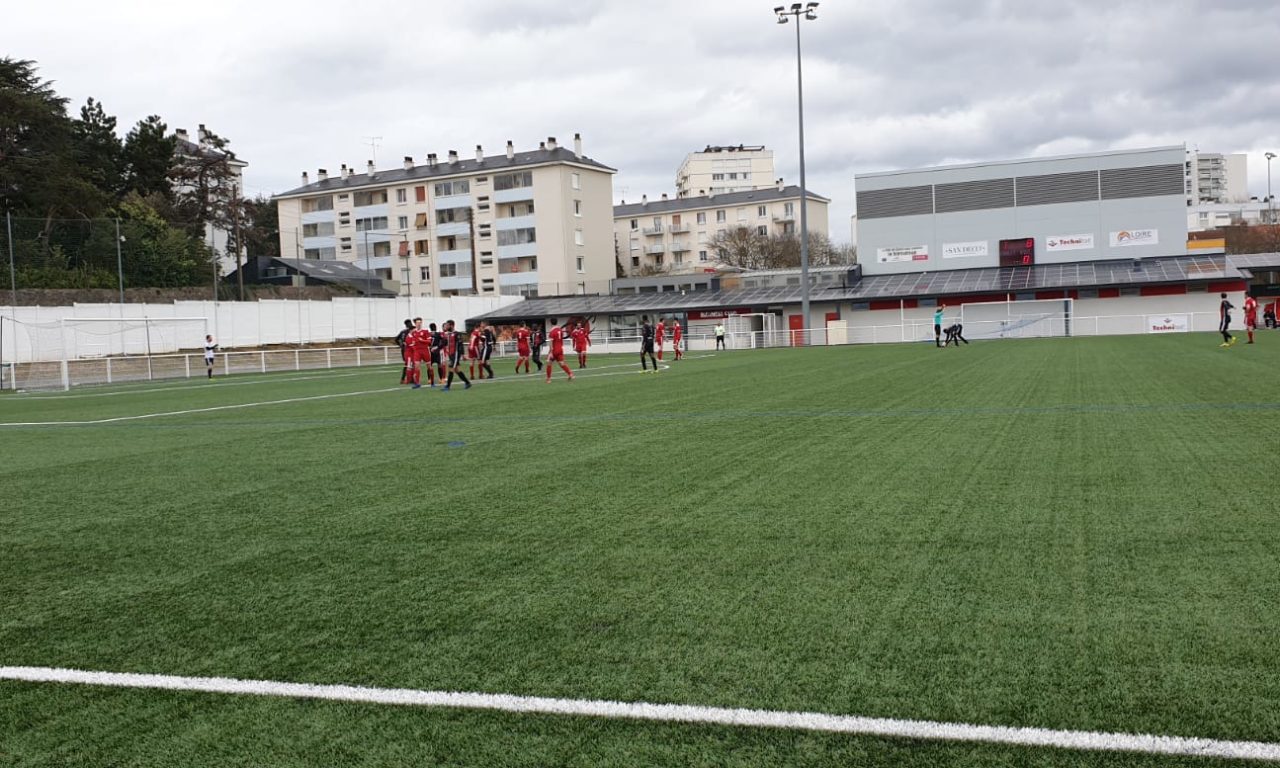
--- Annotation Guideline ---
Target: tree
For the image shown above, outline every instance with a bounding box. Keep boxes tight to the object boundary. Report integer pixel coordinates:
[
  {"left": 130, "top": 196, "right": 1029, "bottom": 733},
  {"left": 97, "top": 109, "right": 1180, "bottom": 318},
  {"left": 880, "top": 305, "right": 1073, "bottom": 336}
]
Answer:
[
  {"left": 116, "top": 193, "right": 209, "bottom": 287},
  {"left": 122, "top": 115, "right": 175, "bottom": 200},
  {"left": 240, "top": 195, "right": 280, "bottom": 259},
  {"left": 710, "top": 226, "right": 778, "bottom": 270},
  {"left": 710, "top": 228, "right": 857, "bottom": 270},
  {"left": 0, "top": 58, "right": 105, "bottom": 223},
  {"left": 71, "top": 97, "right": 123, "bottom": 198}
]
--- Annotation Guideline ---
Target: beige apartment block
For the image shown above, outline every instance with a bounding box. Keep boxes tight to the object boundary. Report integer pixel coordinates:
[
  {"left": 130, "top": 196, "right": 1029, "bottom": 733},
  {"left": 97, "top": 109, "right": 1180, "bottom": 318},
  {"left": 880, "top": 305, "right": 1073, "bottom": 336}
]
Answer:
[
  {"left": 613, "top": 184, "right": 830, "bottom": 276},
  {"left": 274, "top": 135, "right": 616, "bottom": 298},
  {"left": 675, "top": 145, "right": 776, "bottom": 198}
]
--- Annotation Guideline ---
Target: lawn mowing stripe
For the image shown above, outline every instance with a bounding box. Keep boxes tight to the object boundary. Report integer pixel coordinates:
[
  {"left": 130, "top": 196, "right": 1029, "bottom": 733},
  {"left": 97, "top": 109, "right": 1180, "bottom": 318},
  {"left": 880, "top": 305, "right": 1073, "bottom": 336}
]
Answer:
[
  {"left": 8, "top": 370, "right": 375, "bottom": 400},
  {"left": 3, "top": 666, "right": 1278, "bottom": 762}
]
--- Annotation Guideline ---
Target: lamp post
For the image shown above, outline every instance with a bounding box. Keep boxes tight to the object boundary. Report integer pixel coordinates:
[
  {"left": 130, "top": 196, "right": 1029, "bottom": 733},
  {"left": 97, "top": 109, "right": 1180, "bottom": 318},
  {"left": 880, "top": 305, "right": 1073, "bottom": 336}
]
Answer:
[
  {"left": 775, "top": 2, "right": 818, "bottom": 342},
  {"left": 1266, "top": 152, "right": 1275, "bottom": 227}
]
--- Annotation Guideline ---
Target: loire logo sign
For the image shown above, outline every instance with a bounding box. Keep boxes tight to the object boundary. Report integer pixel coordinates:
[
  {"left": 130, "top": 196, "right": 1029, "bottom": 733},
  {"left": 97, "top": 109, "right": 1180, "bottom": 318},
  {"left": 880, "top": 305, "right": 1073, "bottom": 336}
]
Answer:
[
  {"left": 1147, "top": 314, "right": 1189, "bottom": 333},
  {"left": 877, "top": 245, "right": 929, "bottom": 263},
  {"left": 1045, "top": 234, "right": 1094, "bottom": 252},
  {"left": 942, "top": 241, "right": 988, "bottom": 259},
  {"left": 1110, "top": 229, "right": 1158, "bottom": 247}
]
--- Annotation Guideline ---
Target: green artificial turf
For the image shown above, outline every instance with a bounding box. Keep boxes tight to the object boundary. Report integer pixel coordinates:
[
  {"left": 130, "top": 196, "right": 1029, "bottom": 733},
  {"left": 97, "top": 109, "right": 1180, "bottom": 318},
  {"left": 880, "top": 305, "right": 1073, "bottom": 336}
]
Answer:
[{"left": 2, "top": 334, "right": 1279, "bottom": 766}]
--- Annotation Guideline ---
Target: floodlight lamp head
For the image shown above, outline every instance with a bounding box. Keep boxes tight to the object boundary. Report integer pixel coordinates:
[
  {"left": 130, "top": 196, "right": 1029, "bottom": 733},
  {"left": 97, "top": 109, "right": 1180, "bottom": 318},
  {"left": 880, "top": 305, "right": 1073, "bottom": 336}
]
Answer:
[
  {"left": 1267, "top": 152, "right": 1277, "bottom": 160},
  {"left": 777, "top": 14, "right": 788, "bottom": 23},
  {"left": 791, "top": 2, "right": 802, "bottom": 10}
]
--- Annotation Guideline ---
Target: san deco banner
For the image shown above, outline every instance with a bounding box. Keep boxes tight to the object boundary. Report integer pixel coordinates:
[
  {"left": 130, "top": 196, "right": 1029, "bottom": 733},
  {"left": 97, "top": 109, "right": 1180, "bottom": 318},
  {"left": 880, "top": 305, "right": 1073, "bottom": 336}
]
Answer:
[
  {"left": 941, "top": 241, "right": 988, "bottom": 259},
  {"left": 1147, "top": 314, "right": 1189, "bottom": 333},
  {"left": 877, "top": 245, "right": 929, "bottom": 263}
]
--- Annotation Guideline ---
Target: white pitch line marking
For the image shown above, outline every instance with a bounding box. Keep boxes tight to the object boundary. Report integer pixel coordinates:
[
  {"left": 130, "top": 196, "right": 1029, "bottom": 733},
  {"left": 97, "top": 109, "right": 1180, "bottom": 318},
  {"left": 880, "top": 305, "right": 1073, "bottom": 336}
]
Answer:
[
  {"left": 12, "top": 371, "right": 373, "bottom": 400},
  {"left": 0, "top": 387, "right": 400, "bottom": 427},
  {"left": 0, "top": 666, "right": 1276, "bottom": 761}
]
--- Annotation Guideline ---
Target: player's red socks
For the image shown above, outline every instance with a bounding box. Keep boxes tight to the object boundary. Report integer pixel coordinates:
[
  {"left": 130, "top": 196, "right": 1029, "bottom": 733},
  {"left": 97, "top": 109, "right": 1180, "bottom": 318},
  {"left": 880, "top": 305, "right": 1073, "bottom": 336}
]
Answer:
[{"left": 1248, "top": 329, "right": 1255, "bottom": 343}]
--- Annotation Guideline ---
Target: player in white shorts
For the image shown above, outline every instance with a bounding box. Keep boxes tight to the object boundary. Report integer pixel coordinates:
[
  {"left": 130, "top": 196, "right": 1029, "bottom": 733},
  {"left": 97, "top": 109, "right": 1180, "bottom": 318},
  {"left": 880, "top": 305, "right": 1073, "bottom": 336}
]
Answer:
[{"left": 204, "top": 335, "right": 218, "bottom": 379}]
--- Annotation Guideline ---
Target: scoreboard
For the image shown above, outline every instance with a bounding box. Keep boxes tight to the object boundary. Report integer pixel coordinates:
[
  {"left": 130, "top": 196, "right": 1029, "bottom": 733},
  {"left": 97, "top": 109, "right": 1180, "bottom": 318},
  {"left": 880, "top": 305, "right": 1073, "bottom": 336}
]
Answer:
[{"left": 999, "top": 238, "right": 1035, "bottom": 267}]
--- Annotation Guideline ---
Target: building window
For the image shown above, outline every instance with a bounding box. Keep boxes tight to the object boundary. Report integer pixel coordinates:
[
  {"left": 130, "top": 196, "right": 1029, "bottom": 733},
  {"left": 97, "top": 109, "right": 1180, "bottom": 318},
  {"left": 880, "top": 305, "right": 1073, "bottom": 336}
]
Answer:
[
  {"left": 630, "top": 219, "right": 638, "bottom": 230},
  {"left": 302, "top": 222, "right": 335, "bottom": 237},
  {"left": 494, "top": 171, "right": 533, "bottom": 190},
  {"left": 653, "top": 216, "right": 662, "bottom": 229},
  {"left": 571, "top": 172, "right": 581, "bottom": 190},
  {"left": 396, "top": 188, "right": 407, "bottom": 204},
  {"left": 397, "top": 216, "right": 408, "bottom": 230},
  {"left": 574, "top": 230, "right": 584, "bottom": 246},
  {"left": 756, "top": 225, "right": 768, "bottom": 236},
  {"left": 784, "top": 201, "right": 794, "bottom": 216},
  {"left": 415, "top": 186, "right": 426, "bottom": 203},
  {"left": 729, "top": 173, "right": 738, "bottom": 180},
  {"left": 712, "top": 173, "right": 724, "bottom": 181},
  {"left": 435, "top": 208, "right": 468, "bottom": 224},
  {"left": 301, "top": 196, "right": 333, "bottom": 213},
  {"left": 699, "top": 250, "right": 708, "bottom": 261},
  {"left": 353, "top": 190, "right": 388, "bottom": 206},
  {"left": 757, "top": 205, "right": 767, "bottom": 217},
  {"left": 743, "top": 173, "right": 751, "bottom": 181},
  {"left": 696, "top": 211, "right": 706, "bottom": 224},
  {"left": 355, "top": 216, "right": 388, "bottom": 232},
  {"left": 674, "top": 253, "right": 684, "bottom": 265},
  {"left": 414, "top": 240, "right": 429, "bottom": 255},
  {"left": 478, "top": 203, "right": 490, "bottom": 211},
  {"left": 654, "top": 254, "right": 664, "bottom": 266},
  {"left": 737, "top": 208, "right": 747, "bottom": 221},
  {"left": 497, "top": 227, "right": 537, "bottom": 246},
  {"left": 576, "top": 255, "right": 585, "bottom": 273},
  {"left": 420, "top": 267, "right": 430, "bottom": 281},
  {"left": 480, "top": 257, "right": 494, "bottom": 266},
  {"left": 574, "top": 199, "right": 582, "bottom": 216},
  {"left": 434, "top": 180, "right": 470, "bottom": 197},
  {"left": 716, "top": 210, "right": 726, "bottom": 223},
  {"left": 631, "top": 256, "right": 640, "bottom": 267},
  {"left": 303, "top": 247, "right": 336, "bottom": 259}
]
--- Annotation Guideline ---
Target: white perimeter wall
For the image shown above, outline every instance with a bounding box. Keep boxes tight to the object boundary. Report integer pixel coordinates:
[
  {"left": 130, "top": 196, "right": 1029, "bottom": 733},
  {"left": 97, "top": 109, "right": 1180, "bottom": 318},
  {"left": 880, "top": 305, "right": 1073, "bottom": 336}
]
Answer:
[{"left": 1, "top": 295, "right": 522, "bottom": 363}]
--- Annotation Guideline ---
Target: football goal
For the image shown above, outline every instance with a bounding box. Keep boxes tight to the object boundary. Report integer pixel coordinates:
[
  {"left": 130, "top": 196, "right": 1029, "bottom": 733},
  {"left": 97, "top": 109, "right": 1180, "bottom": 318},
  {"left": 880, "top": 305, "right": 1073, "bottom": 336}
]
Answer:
[{"left": 958, "top": 299, "right": 1072, "bottom": 340}]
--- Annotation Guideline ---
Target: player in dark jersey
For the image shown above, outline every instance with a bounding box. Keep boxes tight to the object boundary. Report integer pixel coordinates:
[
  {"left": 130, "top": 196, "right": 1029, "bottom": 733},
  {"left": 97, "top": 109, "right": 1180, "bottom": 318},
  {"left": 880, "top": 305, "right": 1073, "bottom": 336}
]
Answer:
[
  {"left": 440, "top": 320, "right": 472, "bottom": 391},
  {"left": 943, "top": 323, "right": 969, "bottom": 346},
  {"left": 532, "top": 325, "right": 546, "bottom": 371},
  {"left": 480, "top": 323, "right": 496, "bottom": 379},
  {"left": 429, "top": 323, "right": 448, "bottom": 381},
  {"left": 640, "top": 316, "right": 658, "bottom": 372},
  {"left": 395, "top": 318, "right": 413, "bottom": 384},
  {"left": 1219, "top": 293, "right": 1236, "bottom": 347}
]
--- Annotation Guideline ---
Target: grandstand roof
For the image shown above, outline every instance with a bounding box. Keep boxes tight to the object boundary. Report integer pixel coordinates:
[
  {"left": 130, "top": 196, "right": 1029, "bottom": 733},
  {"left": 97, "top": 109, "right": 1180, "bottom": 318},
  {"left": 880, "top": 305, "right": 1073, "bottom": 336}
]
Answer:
[{"left": 469, "top": 253, "right": 1271, "bottom": 323}]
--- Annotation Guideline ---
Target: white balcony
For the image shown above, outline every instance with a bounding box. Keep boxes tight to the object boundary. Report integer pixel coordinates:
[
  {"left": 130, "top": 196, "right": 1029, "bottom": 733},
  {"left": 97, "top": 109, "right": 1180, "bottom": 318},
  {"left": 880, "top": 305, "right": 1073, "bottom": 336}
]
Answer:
[
  {"left": 494, "top": 187, "right": 535, "bottom": 204},
  {"left": 439, "top": 275, "right": 473, "bottom": 290},
  {"left": 642, "top": 226, "right": 664, "bottom": 236},
  {"left": 437, "top": 248, "right": 473, "bottom": 264},
  {"left": 668, "top": 223, "right": 689, "bottom": 234},
  {"left": 301, "top": 209, "right": 334, "bottom": 225},
  {"left": 670, "top": 241, "right": 691, "bottom": 252},
  {"left": 433, "top": 194, "right": 472, "bottom": 211},
  {"left": 436, "top": 221, "right": 470, "bottom": 237},
  {"left": 498, "top": 271, "right": 539, "bottom": 287},
  {"left": 645, "top": 244, "right": 666, "bottom": 255},
  {"left": 495, "top": 214, "right": 536, "bottom": 231},
  {"left": 497, "top": 242, "right": 538, "bottom": 259}
]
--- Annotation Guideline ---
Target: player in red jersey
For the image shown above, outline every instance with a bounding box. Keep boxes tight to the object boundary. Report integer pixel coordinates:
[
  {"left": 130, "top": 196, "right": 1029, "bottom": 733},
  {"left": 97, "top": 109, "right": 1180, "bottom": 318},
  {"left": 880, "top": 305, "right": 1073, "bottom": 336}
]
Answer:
[
  {"left": 545, "top": 321, "right": 575, "bottom": 382},
  {"left": 515, "top": 322, "right": 533, "bottom": 373},
  {"left": 671, "top": 319, "right": 683, "bottom": 360},
  {"left": 1244, "top": 295, "right": 1258, "bottom": 344},
  {"left": 571, "top": 321, "right": 591, "bottom": 368},
  {"left": 655, "top": 317, "right": 666, "bottom": 361},
  {"left": 440, "top": 320, "right": 472, "bottom": 391},
  {"left": 468, "top": 325, "right": 483, "bottom": 378},
  {"left": 405, "top": 317, "right": 432, "bottom": 388}
]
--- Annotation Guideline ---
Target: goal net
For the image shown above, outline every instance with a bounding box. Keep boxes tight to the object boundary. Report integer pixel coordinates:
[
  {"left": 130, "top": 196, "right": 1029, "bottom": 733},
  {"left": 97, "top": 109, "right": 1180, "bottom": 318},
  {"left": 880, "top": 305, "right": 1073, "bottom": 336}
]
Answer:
[
  {"left": 958, "top": 299, "right": 1072, "bottom": 340},
  {"left": 2, "top": 316, "right": 209, "bottom": 391}
]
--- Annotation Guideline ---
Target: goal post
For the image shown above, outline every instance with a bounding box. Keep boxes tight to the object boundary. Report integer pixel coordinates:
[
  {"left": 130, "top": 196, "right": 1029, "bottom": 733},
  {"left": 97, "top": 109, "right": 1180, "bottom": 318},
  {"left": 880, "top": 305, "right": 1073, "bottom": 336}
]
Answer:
[{"left": 958, "top": 298, "right": 1073, "bottom": 340}]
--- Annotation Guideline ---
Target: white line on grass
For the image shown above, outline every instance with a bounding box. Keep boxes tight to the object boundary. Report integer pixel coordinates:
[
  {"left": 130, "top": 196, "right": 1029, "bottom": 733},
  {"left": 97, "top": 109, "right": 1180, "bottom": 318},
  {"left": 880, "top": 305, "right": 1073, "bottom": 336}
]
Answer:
[
  {"left": 12, "top": 370, "right": 373, "bottom": 400},
  {"left": 1, "top": 666, "right": 1276, "bottom": 761},
  {"left": 0, "top": 387, "right": 400, "bottom": 427}
]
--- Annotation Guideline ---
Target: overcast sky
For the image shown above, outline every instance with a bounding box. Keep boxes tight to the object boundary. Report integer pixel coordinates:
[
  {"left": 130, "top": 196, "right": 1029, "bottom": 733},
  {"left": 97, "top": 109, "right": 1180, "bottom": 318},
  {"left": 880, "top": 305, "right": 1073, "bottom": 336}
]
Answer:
[{"left": 4, "top": 0, "right": 1279, "bottom": 242}]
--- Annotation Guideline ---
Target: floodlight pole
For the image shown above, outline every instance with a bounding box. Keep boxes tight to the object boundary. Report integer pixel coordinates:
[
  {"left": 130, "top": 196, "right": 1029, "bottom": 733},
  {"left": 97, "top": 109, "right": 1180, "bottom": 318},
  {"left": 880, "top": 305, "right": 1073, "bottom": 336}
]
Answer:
[
  {"left": 6, "top": 209, "right": 15, "bottom": 309},
  {"left": 1266, "top": 152, "right": 1275, "bottom": 227},
  {"left": 776, "top": 2, "right": 819, "bottom": 341},
  {"left": 115, "top": 218, "right": 125, "bottom": 306}
]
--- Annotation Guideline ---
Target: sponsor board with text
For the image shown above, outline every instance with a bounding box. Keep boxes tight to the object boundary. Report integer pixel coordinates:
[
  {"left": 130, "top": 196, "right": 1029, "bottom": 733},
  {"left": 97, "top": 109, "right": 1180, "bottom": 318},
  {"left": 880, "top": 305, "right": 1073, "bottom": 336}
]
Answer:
[
  {"left": 1045, "top": 234, "right": 1094, "bottom": 252},
  {"left": 1147, "top": 314, "right": 1189, "bottom": 333},
  {"left": 1111, "top": 229, "right": 1158, "bottom": 247},
  {"left": 878, "top": 245, "right": 929, "bottom": 263},
  {"left": 942, "top": 241, "right": 988, "bottom": 258}
]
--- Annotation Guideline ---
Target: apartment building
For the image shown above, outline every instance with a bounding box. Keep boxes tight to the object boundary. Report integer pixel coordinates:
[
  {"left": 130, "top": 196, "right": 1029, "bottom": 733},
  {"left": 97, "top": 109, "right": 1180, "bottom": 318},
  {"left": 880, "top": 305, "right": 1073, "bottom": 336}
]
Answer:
[
  {"left": 173, "top": 126, "right": 248, "bottom": 276},
  {"left": 1186, "top": 151, "right": 1248, "bottom": 204},
  {"left": 675, "top": 145, "right": 775, "bottom": 198},
  {"left": 274, "top": 135, "right": 616, "bottom": 298},
  {"left": 613, "top": 183, "right": 830, "bottom": 276}
]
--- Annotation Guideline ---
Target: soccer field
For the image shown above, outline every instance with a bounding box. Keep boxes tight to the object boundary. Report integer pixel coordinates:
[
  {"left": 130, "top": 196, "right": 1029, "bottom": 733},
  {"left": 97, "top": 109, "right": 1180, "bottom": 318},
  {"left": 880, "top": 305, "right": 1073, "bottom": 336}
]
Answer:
[{"left": 3, "top": 335, "right": 1280, "bottom": 767}]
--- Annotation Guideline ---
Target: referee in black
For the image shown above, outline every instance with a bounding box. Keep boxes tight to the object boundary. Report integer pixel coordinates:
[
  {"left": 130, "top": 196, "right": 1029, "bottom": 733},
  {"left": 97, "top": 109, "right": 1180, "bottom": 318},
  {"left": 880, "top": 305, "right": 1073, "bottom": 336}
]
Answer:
[
  {"left": 480, "top": 322, "right": 496, "bottom": 379},
  {"left": 394, "top": 318, "right": 413, "bottom": 383},
  {"left": 640, "top": 316, "right": 658, "bottom": 372}
]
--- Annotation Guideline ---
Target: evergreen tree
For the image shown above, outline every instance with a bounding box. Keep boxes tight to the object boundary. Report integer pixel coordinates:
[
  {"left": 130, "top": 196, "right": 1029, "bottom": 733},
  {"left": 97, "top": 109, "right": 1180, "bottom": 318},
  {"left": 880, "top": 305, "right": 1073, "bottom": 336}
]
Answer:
[
  {"left": 122, "top": 115, "right": 175, "bottom": 199},
  {"left": 72, "top": 97, "right": 124, "bottom": 198}
]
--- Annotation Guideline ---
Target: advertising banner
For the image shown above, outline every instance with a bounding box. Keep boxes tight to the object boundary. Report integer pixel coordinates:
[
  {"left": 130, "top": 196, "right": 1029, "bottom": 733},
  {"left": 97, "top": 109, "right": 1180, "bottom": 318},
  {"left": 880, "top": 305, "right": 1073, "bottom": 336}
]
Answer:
[
  {"left": 877, "top": 245, "right": 929, "bottom": 263},
  {"left": 1147, "top": 314, "right": 1189, "bottom": 333},
  {"left": 941, "top": 241, "right": 988, "bottom": 259},
  {"left": 1045, "top": 234, "right": 1094, "bottom": 252},
  {"left": 1111, "top": 229, "right": 1159, "bottom": 247}
]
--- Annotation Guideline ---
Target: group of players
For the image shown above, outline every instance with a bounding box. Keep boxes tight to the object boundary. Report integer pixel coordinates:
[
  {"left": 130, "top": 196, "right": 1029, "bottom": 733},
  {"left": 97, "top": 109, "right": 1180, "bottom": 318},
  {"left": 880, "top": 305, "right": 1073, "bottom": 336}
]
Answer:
[
  {"left": 395, "top": 315, "right": 688, "bottom": 388},
  {"left": 1219, "top": 293, "right": 1261, "bottom": 347}
]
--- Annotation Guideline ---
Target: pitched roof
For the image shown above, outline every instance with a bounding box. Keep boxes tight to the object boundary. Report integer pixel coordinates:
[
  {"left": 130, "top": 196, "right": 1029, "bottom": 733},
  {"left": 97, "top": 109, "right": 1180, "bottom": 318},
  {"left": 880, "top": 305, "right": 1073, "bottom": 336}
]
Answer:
[
  {"left": 274, "top": 147, "right": 616, "bottom": 200},
  {"left": 614, "top": 185, "right": 829, "bottom": 217}
]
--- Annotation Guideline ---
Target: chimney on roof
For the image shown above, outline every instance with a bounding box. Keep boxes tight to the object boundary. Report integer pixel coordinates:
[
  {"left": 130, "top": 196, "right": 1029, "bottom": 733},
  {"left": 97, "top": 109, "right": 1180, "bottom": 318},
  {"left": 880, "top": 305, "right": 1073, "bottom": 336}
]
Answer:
[
  {"left": 539, "top": 141, "right": 546, "bottom": 150},
  {"left": 367, "top": 160, "right": 375, "bottom": 177},
  {"left": 661, "top": 193, "right": 668, "bottom": 201},
  {"left": 776, "top": 177, "right": 784, "bottom": 192},
  {"left": 547, "top": 136, "right": 557, "bottom": 151},
  {"left": 447, "top": 150, "right": 458, "bottom": 164},
  {"left": 475, "top": 144, "right": 484, "bottom": 162},
  {"left": 573, "top": 133, "right": 582, "bottom": 158},
  {"left": 403, "top": 156, "right": 413, "bottom": 171},
  {"left": 197, "top": 124, "right": 209, "bottom": 144},
  {"left": 340, "top": 164, "right": 350, "bottom": 180},
  {"left": 506, "top": 140, "right": 514, "bottom": 159},
  {"left": 302, "top": 171, "right": 310, "bottom": 185},
  {"left": 175, "top": 128, "right": 189, "bottom": 142},
  {"left": 428, "top": 153, "right": 437, "bottom": 168},
  {"left": 317, "top": 169, "right": 328, "bottom": 182},
  {"left": 641, "top": 194, "right": 647, "bottom": 206}
]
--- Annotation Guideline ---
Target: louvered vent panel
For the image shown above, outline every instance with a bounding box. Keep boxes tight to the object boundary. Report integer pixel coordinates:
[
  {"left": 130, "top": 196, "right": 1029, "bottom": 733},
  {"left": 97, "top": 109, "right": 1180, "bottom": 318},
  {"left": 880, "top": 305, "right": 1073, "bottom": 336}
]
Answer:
[
  {"left": 934, "top": 178, "right": 1014, "bottom": 213},
  {"left": 856, "top": 185, "right": 934, "bottom": 219},
  {"left": 1015, "top": 171, "right": 1099, "bottom": 206},
  {"left": 1100, "top": 164, "right": 1184, "bottom": 200}
]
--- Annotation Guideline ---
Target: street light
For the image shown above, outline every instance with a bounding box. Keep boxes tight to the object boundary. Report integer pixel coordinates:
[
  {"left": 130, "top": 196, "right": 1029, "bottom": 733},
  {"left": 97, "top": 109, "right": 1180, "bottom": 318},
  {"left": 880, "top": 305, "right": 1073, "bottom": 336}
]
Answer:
[
  {"left": 1266, "top": 151, "right": 1276, "bottom": 227},
  {"left": 775, "top": 2, "right": 818, "bottom": 342}
]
